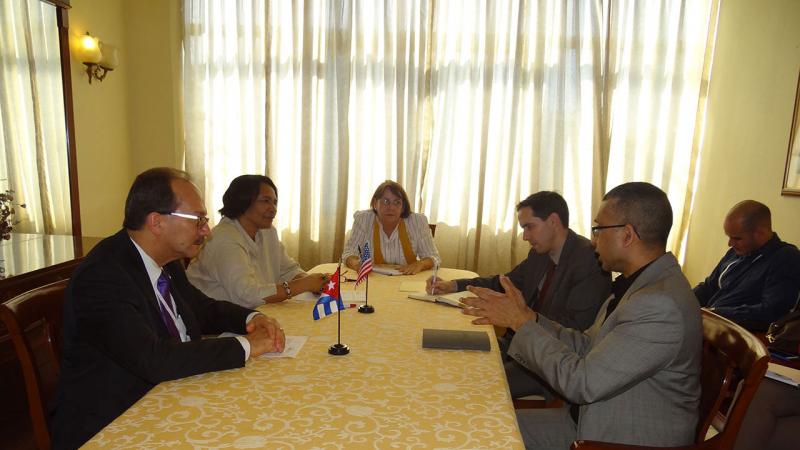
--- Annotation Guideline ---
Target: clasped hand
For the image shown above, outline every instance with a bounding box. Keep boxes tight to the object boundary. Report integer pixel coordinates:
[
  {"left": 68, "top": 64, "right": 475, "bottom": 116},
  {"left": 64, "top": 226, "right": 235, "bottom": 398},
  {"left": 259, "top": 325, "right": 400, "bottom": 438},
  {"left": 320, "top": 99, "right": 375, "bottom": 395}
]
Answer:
[
  {"left": 245, "top": 314, "right": 286, "bottom": 357},
  {"left": 459, "top": 276, "right": 536, "bottom": 331}
]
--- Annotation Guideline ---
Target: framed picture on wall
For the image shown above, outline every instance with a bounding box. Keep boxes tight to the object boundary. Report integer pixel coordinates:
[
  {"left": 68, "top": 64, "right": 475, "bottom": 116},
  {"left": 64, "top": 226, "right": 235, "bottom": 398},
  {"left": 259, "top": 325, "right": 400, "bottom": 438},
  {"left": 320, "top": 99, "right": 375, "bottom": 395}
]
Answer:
[{"left": 782, "top": 71, "right": 800, "bottom": 196}]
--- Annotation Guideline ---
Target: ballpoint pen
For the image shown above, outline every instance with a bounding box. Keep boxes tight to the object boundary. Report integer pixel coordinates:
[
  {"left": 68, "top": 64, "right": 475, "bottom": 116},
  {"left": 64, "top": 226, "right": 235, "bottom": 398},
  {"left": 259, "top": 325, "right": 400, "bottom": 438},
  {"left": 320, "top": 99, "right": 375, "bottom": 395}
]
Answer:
[{"left": 430, "top": 261, "right": 439, "bottom": 294}]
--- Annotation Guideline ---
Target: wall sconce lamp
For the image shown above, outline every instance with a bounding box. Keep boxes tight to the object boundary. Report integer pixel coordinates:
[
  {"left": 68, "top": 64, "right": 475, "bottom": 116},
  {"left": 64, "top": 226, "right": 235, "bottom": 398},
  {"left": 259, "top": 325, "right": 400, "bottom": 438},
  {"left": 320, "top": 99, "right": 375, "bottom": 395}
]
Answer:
[{"left": 76, "top": 32, "right": 118, "bottom": 84}]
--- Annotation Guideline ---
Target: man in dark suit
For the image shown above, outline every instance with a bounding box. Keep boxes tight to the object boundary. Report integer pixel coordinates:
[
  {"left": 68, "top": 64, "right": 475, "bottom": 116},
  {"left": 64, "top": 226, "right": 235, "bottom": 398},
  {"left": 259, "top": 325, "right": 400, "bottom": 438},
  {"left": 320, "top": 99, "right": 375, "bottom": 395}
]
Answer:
[
  {"left": 427, "top": 191, "right": 610, "bottom": 398},
  {"left": 51, "top": 168, "right": 285, "bottom": 449},
  {"left": 694, "top": 200, "right": 800, "bottom": 331}
]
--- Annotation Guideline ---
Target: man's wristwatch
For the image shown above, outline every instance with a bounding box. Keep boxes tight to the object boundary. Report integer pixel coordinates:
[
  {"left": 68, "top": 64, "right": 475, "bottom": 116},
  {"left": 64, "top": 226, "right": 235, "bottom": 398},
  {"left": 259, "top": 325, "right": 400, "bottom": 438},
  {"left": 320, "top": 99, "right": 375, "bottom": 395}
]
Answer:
[{"left": 282, "top": 281, "right": 291, "bottom": 298}]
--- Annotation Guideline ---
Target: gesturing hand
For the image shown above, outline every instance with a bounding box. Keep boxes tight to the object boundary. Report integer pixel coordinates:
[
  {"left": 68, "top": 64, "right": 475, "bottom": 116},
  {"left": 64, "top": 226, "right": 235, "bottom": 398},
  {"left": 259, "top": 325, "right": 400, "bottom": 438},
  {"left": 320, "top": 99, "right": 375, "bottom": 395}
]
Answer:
[{"left": 460, "top": 276, "right": 536, "bottom": 330}]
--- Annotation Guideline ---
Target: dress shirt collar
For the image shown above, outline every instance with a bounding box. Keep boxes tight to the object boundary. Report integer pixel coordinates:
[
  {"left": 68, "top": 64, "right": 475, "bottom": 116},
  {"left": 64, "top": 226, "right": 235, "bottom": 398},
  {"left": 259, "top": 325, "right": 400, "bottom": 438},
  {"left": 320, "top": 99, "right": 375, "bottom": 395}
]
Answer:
[
  {"left": 548, "top": 240, "right": 565, "bottom": 266},
  {"left": 228, "top": 217, "right": 263, "bottom": 250},
  {"left": 130, "top": 237, "right": 167, "bottom": 290}
]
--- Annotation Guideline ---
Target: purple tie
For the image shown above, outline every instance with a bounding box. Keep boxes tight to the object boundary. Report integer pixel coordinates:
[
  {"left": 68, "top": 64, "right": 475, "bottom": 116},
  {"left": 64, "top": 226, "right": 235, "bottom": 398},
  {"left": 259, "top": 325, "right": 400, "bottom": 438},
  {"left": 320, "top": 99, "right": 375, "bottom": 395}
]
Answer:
[{"left": 156, "top": 272, "right": 180, "bottom": 338}]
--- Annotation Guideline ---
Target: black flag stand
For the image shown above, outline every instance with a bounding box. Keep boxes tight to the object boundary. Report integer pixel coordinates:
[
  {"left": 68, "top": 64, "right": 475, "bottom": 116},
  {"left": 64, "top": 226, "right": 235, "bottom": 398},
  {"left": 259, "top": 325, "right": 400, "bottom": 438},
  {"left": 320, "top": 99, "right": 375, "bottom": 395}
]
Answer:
[
  {"left": 357, "top": 245, "right": 375, "bottom": 313},
  {"left": 329, "top": 259, "right": 349, "bottom": 355},
  {"left": 358, "top": 276, "right": 375, "bottom": 314}
]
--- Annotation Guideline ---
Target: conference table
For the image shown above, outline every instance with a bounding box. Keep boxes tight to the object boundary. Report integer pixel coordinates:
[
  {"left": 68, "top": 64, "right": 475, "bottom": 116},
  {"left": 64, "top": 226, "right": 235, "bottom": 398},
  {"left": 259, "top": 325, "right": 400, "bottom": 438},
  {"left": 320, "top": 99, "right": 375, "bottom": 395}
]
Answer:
[{"left": 84, "top": 264, "right": 525, "bottom": 449}]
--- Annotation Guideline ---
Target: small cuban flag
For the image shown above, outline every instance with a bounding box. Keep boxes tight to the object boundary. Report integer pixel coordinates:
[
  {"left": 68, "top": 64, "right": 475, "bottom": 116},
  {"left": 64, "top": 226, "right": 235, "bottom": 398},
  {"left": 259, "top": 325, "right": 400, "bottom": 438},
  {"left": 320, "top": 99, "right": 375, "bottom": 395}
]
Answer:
[{"left": 313, "top": 267, "right": 345, "bottom": 320}]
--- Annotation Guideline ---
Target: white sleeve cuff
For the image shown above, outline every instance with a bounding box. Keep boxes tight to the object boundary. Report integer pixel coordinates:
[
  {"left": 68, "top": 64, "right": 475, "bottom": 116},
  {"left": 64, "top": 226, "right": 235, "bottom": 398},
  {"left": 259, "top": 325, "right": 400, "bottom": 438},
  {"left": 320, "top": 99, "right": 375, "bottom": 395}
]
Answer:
[
  {"left": 246, "top": 312, "right": 262, "bottom": 323},
  {"left": 235, "top": 336, "right": 251, "bottom": 360}
]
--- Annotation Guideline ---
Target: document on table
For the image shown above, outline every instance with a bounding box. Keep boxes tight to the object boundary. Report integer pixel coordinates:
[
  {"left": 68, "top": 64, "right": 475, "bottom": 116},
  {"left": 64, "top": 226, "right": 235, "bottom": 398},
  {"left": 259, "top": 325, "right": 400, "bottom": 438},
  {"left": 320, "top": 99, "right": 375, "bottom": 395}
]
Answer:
[
  {"left": 259, "top": 336, "right": 307, "bottom": 359},
  {"left": 766, "top": 362, "right": 800, "bottom": 387},
  {"left": 217, "top": 333, "right": 308, "bottom": 358},
  {"left": 373, "top": 265, "right": 403, "bottom": 276}
]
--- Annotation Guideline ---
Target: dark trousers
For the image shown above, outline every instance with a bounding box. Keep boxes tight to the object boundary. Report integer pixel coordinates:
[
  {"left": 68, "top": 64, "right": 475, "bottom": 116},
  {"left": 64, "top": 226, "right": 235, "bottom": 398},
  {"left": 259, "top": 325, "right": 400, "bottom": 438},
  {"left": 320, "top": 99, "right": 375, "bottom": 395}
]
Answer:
[{"left": 734, "top": 377, "right": 800, "bottom": 450}]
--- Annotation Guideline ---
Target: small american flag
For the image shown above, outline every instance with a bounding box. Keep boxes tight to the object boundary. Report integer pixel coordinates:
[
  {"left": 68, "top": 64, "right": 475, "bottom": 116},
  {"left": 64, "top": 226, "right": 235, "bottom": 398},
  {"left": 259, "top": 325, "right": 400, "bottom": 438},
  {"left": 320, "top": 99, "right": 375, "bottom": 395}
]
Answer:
[{"left": 355, "top": 242, "right": 373, "bottom": 287}]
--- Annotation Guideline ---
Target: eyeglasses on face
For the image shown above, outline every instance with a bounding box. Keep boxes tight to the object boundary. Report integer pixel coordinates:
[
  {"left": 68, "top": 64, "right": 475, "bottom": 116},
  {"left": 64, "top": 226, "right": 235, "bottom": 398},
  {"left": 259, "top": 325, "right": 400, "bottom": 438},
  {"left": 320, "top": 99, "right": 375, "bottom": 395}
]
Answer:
[
  {"left": 590, "top": 224, "right": 641, "bottom": 239},
  {"left": 158, "top": 211, "right": 210, "bottom": 229},
  {"left": 379, "top": 198, "right": 403, "bottom": 207}
]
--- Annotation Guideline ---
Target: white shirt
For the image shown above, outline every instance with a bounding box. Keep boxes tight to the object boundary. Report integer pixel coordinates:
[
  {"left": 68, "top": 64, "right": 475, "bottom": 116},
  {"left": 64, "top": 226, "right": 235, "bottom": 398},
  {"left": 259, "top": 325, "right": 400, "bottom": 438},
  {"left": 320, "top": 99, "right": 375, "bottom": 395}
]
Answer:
[
  {"left": 187, "top": 217, "right": 305, "bottom": 308},
  {"left": 342, "top": 210, "right": 440, "bottom": 266},
  {"left": 130, "top": 238, "right": 253, "bottom": 360}
]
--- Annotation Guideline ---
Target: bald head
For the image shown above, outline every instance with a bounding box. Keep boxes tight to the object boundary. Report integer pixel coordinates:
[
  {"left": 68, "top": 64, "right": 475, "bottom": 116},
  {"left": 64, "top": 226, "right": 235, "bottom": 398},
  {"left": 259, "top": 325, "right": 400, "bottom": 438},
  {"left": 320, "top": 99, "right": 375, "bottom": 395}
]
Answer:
[
  {"left": 726, "top": 200, "right": 771, "bottom": 232},
  {"left": 723, "top": 200, "right": 773, "bottom": 255}
]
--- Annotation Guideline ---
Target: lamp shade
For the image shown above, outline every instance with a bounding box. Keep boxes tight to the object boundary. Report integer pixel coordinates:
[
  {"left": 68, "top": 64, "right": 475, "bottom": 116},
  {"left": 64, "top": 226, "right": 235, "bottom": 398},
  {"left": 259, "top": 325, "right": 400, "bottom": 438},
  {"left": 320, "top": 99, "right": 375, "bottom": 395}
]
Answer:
[{"left": 98, "top": 43, "right": 118, "bottom": 69}]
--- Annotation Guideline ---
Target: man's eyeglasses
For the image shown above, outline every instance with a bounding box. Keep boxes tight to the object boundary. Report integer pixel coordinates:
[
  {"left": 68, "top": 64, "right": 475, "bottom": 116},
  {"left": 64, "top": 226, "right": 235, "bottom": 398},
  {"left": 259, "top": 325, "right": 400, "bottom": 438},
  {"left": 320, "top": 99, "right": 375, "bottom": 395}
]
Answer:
[
  {"left": 158, "top": 211, "right": 210, "bottom": 229},
  {"left": 379, "top": 198, "right": 403, "bottom": 207},
  {"left": 591, "top": 224, "right": 641, "bottom": 239}
]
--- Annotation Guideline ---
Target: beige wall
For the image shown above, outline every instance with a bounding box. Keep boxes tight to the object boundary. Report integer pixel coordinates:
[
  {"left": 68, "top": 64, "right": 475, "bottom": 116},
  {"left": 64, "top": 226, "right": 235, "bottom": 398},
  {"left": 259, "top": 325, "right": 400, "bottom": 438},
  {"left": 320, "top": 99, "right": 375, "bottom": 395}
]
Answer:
[
  {"left": 69, "top": 0, "right": 183, "bottom": 237},
  {"left": 124, "top": 0, "right": 184, "bottom": 174},
  {"left": 69, "top": 0, "right": 131, "bottom": 237},
  {"left": 682, "top": 0, "right": 800, "bottom": 284}
]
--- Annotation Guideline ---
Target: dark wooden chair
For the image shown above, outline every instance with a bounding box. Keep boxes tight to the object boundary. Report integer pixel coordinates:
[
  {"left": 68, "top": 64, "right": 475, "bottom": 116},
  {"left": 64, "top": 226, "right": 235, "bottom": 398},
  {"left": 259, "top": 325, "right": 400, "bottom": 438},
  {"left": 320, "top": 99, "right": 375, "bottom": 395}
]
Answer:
[
  {"left": 571, "top": 309, "right": 770, "bottom": 450},
  {"left": 0, "top": 279, "right": 70, "bottom": 450}
]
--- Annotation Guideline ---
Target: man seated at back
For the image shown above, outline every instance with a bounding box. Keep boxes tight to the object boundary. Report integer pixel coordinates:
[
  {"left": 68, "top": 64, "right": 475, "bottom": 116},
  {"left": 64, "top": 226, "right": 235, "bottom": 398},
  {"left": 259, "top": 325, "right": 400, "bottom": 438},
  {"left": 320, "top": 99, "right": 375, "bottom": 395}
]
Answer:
[
  {"left": 694, "top": 200, "right": 800, "bottom": 330},
  {"left": 462, "top": 182, "right": 702, "bottom": 449},
  {"left": 427, "top": 191, "right": 610, "bottom": 398},
  {"left": 51, "top": 168, "right": 285, "bottom": 449}
]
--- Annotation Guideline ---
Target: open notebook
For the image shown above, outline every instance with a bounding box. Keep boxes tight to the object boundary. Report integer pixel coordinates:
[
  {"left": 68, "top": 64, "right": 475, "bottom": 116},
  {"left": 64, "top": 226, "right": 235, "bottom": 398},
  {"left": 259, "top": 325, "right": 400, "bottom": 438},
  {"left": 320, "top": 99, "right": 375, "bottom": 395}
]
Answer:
[{"left": 408, "top": 291, "right": 474, "bottom": 308}]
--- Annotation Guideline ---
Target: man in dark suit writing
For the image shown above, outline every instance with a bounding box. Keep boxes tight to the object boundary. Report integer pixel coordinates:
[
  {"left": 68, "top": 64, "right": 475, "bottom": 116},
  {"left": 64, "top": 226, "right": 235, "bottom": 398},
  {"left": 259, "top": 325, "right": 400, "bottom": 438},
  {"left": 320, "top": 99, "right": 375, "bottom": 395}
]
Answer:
[
  {"left": 51, "top": 168, "right": 285, "bottom": 449},
  {"left": 427, "top": 191, "right": 610, "bottom": 399}
]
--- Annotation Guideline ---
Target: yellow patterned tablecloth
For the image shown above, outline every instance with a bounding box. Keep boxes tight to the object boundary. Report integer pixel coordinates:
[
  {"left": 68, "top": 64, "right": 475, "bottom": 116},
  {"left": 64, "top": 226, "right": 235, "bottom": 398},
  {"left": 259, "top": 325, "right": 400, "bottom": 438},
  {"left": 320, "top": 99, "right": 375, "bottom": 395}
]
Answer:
[{"left": 84, "top": 264, "right": 524, "bottom": 449}]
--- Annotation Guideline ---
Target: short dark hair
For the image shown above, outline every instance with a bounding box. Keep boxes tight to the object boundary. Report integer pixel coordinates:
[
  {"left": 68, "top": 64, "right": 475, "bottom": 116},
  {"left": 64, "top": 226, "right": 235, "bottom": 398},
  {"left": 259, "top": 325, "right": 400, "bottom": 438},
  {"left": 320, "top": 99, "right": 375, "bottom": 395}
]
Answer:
[
  {"left": 123, "top": 167, "right": 191, "bottom": 230},
  {"left": 603, "top": 182, "right": 672, "bottom": 248},
  {"left": 516, "top": 191, "right": 569, "bottom": 228},
  {"left": 219, "top": 175, "right": 278, "bottom": 219},
  {"left": 371, "top": 180, "right": 412, "bottom": 218}
]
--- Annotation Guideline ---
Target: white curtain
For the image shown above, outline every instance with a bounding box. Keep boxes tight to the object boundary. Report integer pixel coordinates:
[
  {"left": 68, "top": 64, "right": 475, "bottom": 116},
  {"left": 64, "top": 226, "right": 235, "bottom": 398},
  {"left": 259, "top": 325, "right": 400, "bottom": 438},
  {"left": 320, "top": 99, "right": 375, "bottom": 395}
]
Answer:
[
  {"left": 422, "top": 0, "right": 605, "bottom": 275},
  {"left": 183, "top": 0, "right": 268, "bottom": 219},
  {"left": 603, "top": 0, "right": 716, "bottom": 256},
  {"left": 0, "top": 0, "right": 71, "bottom": 235},
  {"left": 183, "top": 0, "right": 716, "bottom": 274}
]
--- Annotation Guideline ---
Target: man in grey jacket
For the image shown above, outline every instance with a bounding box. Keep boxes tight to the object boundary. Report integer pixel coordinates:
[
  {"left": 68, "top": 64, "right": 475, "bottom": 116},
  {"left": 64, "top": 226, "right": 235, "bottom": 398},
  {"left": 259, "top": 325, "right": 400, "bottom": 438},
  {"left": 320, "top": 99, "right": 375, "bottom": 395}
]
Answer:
[{"left": 463, "top": 182, "right": 702, "bottom": 449}]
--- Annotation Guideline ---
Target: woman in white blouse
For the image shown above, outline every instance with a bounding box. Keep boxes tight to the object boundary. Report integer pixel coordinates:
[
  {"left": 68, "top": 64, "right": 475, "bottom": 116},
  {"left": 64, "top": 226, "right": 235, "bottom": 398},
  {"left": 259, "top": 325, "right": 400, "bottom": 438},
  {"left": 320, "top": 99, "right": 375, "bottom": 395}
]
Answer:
[
  {"left": 343, "top": 180, "right": 440, "bottom": 275},
  {"left": 187, "top": 175, "right": 327, "bottom": 308}
]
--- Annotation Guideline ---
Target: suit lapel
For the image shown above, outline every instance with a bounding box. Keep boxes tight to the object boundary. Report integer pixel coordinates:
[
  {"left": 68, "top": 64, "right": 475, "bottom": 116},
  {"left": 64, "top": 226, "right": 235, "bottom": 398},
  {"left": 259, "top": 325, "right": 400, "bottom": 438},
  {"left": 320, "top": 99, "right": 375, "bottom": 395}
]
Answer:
[
  {"left": 600, "top": 252, "right": 678, "bottom": 326},
  {"left": 115, "top": 231, "right": 174, "bottom": 339},
  {"left": 549, "top": 230, "right": 577, "bottom": 296}
]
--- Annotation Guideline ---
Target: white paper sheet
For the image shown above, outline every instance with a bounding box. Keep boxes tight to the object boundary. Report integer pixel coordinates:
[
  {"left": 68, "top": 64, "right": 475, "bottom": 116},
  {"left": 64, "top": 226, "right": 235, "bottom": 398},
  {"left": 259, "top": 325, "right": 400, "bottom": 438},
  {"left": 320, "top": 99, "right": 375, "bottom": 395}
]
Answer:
[
  {"left": 259, "top": 335, "right": 307, "bottom": 359},
  {"left": 217, "top": 333, "right": 308, "bottom": 358}
]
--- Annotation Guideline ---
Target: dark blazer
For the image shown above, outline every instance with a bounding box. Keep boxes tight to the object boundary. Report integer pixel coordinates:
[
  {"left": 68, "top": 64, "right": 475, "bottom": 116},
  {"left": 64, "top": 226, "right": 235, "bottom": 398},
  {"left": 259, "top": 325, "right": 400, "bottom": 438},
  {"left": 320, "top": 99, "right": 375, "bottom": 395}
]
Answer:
[
  {"left": 51, "top": 230, "right": 255, "bottom": 449},
  {"left": 455, "top": 229, "right": 610, "bottom": 331},
  {"left": 694, "top": 233, "right": 800, "bottom": 328}
]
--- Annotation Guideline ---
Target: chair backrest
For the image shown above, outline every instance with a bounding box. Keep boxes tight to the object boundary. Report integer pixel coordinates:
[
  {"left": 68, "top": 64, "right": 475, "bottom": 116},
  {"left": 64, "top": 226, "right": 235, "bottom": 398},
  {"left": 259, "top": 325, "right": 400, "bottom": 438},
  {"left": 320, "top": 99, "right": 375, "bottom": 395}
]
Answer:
[
  {"left": 694, "top": 309, "right": 769, "bottom": 448},
  {"left": 0, "top": 279, "right": 69, "bottom": 450},
  {"left": 571, "top": 310, "right": 769, "bottom": 450}
]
